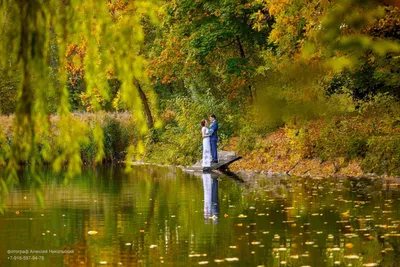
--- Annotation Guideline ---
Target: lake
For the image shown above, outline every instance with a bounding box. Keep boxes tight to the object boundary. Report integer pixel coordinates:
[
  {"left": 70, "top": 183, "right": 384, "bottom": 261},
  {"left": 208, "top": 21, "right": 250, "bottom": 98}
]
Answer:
[{"left": 0, "top": 165, "right": 400, "bottom": 266}]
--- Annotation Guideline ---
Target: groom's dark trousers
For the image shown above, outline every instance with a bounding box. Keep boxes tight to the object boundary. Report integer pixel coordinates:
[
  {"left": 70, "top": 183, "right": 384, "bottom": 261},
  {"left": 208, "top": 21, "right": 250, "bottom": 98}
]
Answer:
[
  {"left": 210, "top": 139, "right": 218, "bottom": 162},
  {"left": 209, "top": 120, "right": 218, "bottom": 162}
]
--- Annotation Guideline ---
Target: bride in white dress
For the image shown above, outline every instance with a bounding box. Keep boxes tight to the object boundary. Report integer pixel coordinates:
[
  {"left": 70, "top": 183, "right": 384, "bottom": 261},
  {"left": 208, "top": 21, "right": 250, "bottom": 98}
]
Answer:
[{"left": 201, "top": 120, "right": 212, "bottom": 168}]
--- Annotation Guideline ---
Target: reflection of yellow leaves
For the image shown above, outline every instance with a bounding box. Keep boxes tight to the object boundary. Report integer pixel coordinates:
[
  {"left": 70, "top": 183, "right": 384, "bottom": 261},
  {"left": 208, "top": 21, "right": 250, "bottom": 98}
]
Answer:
[
  {"left": 88, "top": 230, "right": 98, "bottom": 235},
  {"left": 342, "top": 210, "right": 350, "bottom": 216},
  {"left": 225, "top": 258, "right": 239, "bottom": 262}
]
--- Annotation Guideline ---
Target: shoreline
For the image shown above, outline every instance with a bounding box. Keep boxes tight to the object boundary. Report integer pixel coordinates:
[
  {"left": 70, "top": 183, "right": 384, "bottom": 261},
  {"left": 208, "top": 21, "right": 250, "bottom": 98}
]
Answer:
[{"left": 126, "top": 160, "right": 400, "bottom": 180}]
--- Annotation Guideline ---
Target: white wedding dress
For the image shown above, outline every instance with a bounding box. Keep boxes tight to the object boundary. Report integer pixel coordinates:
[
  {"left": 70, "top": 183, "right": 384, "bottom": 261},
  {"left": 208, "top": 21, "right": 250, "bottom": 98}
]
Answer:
[{"left": 202, "top": 126, "right": 212, "bottom": 167}]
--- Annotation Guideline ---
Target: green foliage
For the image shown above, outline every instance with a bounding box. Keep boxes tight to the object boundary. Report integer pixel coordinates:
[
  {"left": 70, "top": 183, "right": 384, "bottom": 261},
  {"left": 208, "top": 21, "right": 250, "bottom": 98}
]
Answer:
[
  {"left": 149, "top": 0, "right": 272, "bottom": 102},
  {"left": 147, "top": 95, "right": 235, "bottom": 165},
  {"left": 226, "top": 58, "right": 251, "bottom": 75},
  {"left": 237, "top": 124, "right": 257, "bottom": 154}
]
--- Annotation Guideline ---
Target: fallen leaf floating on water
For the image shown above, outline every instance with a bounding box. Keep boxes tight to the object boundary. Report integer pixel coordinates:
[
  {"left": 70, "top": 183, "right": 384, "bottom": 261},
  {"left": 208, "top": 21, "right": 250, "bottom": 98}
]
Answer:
[
  {"left": 189, "top": 254, "right": 207, "bottom": 257},
  {"left": 344, "top": 255, "right": 360, "bottom": 259},
  {"left": 149, "top": 245, "right": 158, "bottom": 248},
  {"left": 214, "top": 259, "right": 224, "bottom": 263},
  {"left": 225, "top": 258, "right": 239, "bottom": 262},
  {"left": 99, "top": 261, "right": 107, "bottom": 265},
  {"left": 345, "top": 243, "right": 354, "bottom": 248},
  {"left": 363, "top": 264, "right": 379, "bottom": 267},
  {"left": 88, "top": 231, "right": 98, "bottom": 235},
  {"left": 238, "top": 214, "right": 247, "bottom": 218},
  {"left": 198, "top": 261, "right": 208, "bottom": 265}
]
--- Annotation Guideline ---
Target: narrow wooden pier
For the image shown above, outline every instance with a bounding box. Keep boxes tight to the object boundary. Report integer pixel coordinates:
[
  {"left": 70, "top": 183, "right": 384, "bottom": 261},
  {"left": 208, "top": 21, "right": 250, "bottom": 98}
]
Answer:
[{"left": 184, "top": 151, "right": 242, "bottom": 172}]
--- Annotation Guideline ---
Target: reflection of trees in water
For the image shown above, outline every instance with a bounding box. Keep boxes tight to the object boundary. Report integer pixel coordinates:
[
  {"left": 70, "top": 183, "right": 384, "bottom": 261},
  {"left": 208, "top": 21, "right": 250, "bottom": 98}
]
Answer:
[{"left": 4, "top": 167, "right": 400, "bottom": 266}]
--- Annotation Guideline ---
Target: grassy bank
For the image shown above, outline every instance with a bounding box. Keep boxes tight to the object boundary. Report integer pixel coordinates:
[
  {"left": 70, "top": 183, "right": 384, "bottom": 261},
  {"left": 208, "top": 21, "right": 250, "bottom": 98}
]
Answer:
[
  {"left": 0, "top": 112, "right": 135, "bottom": 165},
  {"left": 227, "top": 96, "right": 400, "bottom": 177}
]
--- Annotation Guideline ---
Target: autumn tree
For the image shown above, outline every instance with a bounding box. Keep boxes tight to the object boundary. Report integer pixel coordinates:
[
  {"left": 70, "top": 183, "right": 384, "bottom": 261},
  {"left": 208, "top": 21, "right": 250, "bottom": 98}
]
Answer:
[{"left": 149, "top": 0, "right": 273, "bottom": 103}]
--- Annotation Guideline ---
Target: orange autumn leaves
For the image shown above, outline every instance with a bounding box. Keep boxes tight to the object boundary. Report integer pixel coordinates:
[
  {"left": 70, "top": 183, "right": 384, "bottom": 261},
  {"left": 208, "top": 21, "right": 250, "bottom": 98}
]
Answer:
[
  {"left": 66, "top": 43, "right": 85, "bottom": 87},
  {"left": 65, "top": 41, "right": 112, "bottom": 111},
  {"left": 66, "top": 41, "right": 98, "bottom": 111}
]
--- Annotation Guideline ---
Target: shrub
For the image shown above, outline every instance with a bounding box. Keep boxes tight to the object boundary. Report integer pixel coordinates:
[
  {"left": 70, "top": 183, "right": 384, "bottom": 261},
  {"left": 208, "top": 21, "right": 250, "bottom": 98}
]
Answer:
[
  {"left": 362, "top": 136, "right": 400, "bottom": 176},
  {"left": 102, "top": 116, "right": 130, "bottom": 162}
]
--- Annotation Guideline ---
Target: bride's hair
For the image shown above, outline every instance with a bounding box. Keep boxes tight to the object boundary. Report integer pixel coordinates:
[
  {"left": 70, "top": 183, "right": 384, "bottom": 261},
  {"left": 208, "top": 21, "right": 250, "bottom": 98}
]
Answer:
[{"left": 200, "top": 120, "right": 206, "bottom": 127}]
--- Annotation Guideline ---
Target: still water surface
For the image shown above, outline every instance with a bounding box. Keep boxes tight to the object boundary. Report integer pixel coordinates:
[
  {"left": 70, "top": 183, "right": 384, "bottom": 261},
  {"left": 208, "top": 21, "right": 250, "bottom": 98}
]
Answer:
[{"left": 1, "top": 165, "right": 400, "bottom": 266}]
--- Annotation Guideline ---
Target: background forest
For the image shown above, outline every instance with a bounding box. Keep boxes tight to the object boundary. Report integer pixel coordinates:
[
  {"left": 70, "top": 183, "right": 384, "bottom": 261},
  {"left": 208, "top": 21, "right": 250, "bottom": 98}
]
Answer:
[{"left": 1, "top": 0, "right": 400, "bottom": 202}]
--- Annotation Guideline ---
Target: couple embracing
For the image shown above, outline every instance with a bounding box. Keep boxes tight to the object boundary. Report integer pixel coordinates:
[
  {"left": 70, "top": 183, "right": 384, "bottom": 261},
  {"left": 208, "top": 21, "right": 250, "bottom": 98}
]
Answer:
[{"left": 200, "top": 114, "right": 218, "bottom": 168}]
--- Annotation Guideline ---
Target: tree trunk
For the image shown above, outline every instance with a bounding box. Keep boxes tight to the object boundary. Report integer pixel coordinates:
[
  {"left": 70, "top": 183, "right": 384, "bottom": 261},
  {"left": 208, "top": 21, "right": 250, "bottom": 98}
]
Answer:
[
  {"left": 135, "top": 80, "right": 154, "bottom": 130},
  {"left": 167, "top": 83, "right": 173, "bottom": 94},
  {"left": 236, "top": 36, "right": 246, "bottom": 59},
  {"left": 236, "top": 36, "right": 253, "bottom": 103}
]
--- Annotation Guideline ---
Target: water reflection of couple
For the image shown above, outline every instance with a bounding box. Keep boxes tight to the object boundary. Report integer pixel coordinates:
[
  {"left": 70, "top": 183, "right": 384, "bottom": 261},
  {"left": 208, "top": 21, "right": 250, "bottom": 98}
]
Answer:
[{"left": 202, "top": 173, "right": 219, "bottom": 224}]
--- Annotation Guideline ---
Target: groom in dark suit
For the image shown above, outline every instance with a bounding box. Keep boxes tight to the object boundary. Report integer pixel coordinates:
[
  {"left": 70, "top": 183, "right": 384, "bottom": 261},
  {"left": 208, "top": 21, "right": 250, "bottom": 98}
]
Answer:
[{"left": 208, "top": 114, "right": 218, "bottom": 163}]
